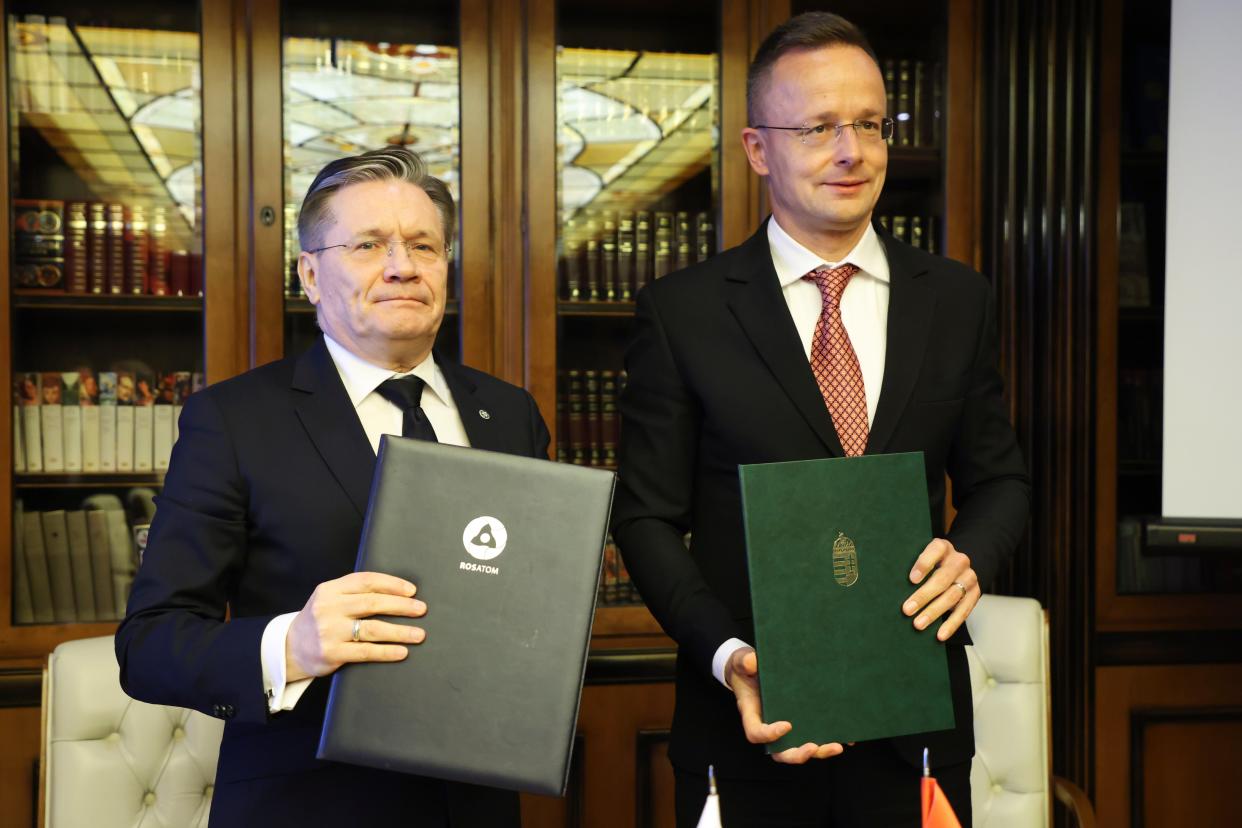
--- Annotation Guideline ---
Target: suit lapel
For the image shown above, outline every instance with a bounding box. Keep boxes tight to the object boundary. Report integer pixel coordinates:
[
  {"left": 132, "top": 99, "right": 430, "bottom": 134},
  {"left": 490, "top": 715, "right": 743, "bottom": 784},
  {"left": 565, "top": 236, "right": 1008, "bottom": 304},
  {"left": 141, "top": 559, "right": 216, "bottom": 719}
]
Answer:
[
  {"left": 868, "top": 231, "right": 935, "bottom": 454},
  {"left": 436, "top": 352, "right": 510, "bottom": 452},
  {"left": 724, "top": 224, "right": 844, "bottom": 456},
  {"left": 291, "top": 337, "right": 376, "bottom": 517}
]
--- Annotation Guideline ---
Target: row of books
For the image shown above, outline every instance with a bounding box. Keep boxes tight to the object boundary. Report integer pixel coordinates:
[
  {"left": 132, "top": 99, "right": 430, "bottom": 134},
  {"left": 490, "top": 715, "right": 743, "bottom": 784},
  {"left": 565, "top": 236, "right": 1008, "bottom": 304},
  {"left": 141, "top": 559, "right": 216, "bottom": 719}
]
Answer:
[
  {"left": 1118, "top": 368, "right": 1161, "bottom": 464},
  {"left": 13, "top": 497, "right": 152, "bottom": 624},
  {"left": 1119, "top": 202, "right": 1152, "bottom": 308},
  {"left": 13, "top": 370, "right": 203, "bottom": 474},
  {"left": 1115, "top": 516, "right": 1203, "bottom": 594},
  {"left": 877, "top": 213, "right": 940, "bottom": 253},
  {"left": 555, "top": 369, "right": 625, "bottom": 469},
  {"left": 597, "top": 537, "right": 641, "bottom": 607},
  {"left": 14, "top": 198, "right": 202, "bottom": 296},
  {"left": 559, "top": 210, "right": 714, "bottom": 303},
  {"left": 882, "top": 59, "right": 943, "bottom": 149}
]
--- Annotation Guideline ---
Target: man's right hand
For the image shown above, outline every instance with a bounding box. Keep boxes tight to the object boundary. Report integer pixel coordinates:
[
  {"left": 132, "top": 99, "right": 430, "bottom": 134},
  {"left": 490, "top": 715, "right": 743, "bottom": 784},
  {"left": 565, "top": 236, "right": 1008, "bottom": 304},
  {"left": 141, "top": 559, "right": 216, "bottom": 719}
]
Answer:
[
  {"left": 285, "top": 572, "right": 427, "bottom": 682},
  {"left": 724, "top": 645, "right": 845, "bottom": 764}
]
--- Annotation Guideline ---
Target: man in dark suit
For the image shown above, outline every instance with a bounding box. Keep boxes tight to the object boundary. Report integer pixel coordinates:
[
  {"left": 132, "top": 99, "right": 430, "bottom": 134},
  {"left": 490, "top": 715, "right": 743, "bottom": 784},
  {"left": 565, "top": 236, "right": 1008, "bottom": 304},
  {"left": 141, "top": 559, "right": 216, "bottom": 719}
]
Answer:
[
  {"left": 116, "top": 147, "right": 547, "bottom": 826},
  {"left": 612, "top": 12, "right": 1029, "bottom": 827}
]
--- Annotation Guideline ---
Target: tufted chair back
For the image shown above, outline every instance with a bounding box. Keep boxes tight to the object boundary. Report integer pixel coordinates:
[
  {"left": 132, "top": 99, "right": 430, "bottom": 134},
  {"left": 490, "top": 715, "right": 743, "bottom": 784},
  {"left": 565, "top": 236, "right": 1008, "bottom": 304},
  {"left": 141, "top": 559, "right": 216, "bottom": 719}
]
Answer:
[
  {"left": 42, "top": 636, "right": 224, "bottom": 828},
  {"left": 966, "top": 594, "right": 1050, "bottom": 827}
]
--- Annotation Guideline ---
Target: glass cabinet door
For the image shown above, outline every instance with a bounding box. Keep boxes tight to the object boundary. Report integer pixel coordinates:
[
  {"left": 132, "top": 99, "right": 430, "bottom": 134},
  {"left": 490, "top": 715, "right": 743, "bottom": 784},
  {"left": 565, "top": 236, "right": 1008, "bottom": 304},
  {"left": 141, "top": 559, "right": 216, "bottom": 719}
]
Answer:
[
  {"left": 554, "top": 0, "right": 721, "bottom": 610},
  {"left": 280, "top": 0, "right": 462, "bottom": 362},
  {"left": 7, "top": 3, "right": 205, "bottom": 631}
]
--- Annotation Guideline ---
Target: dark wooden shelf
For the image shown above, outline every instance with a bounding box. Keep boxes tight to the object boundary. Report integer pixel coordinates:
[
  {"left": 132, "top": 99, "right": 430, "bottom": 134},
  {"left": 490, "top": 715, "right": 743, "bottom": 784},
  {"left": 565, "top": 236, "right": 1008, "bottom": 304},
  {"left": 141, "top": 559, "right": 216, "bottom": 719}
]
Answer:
[
  {"left": 886, "top": 146, "right": 942, "bottom": 180},
  {"left": 14, "top": 472, "right": 165, "bottom": 489},
  {"left": 14, "top": 291, "right": 203, "bottom": 311},
  {"left": 1118, "top": 461, "right": 1161, "bottom": 476},
  {"left": 284, "top": 297, "right": 460, "bottom": 315},
  {"left": 558, "top": 301, "right": 636, "bottom": 317},
  {"left": 1120, "top": 306, "right": 1164, "bottom": 323}
]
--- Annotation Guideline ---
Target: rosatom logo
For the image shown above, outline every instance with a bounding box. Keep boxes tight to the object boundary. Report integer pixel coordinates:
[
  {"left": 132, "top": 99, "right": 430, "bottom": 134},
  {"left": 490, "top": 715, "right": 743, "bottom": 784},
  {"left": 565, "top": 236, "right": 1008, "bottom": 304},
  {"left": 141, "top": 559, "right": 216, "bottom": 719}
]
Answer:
[{"left": 461, "top": 516, "right": 507, "bottom": 561}]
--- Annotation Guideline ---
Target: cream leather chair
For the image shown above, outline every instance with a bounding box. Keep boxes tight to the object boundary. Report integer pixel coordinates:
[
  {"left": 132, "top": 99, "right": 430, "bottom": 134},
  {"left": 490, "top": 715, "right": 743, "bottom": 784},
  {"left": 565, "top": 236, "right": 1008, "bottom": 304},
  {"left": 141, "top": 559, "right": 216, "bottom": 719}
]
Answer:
[
  {"left": 41, "top": 635, "right": 223, "bottom": 828},
  {"left": 966, "top": 594, "right": 1095, "bottom": 828}
]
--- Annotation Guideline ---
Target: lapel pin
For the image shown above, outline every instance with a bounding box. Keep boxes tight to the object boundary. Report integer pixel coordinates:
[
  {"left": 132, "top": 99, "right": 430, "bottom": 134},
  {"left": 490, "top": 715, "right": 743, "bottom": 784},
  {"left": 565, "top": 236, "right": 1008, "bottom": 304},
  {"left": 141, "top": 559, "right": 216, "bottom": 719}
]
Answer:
[{"left": 478, "top": 409, "right": 491, "bottom": 420}]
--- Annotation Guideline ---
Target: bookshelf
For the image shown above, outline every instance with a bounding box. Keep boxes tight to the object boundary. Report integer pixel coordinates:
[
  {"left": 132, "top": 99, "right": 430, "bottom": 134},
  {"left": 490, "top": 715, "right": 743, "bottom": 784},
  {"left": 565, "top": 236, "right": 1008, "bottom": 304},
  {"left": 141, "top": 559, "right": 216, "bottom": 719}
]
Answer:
[
  {"left": 0, "top": 2, "right": 988, "bottom": 825},
  {"left": 3, "top": 2, "right": 212, "bottom": 654}
]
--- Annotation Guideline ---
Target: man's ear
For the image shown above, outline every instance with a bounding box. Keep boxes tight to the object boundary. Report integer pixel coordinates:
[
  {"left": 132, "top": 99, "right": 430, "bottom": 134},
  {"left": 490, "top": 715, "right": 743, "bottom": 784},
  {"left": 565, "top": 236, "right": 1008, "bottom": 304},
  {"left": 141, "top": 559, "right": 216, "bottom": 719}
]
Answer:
[
  {"left": 741, "top": 128, "right": 770, "bottom": 177},
  {"left": 297, "top": 252, "right": 320, "bottom": 305}
]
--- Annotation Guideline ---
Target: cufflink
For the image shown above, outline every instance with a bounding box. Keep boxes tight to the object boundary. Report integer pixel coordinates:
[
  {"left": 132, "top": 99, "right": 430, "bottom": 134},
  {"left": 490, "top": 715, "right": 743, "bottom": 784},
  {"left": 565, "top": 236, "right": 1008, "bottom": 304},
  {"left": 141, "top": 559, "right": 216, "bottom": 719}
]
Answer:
[{"left": 478, "top": 409, "right": 491, "bottom": 420}]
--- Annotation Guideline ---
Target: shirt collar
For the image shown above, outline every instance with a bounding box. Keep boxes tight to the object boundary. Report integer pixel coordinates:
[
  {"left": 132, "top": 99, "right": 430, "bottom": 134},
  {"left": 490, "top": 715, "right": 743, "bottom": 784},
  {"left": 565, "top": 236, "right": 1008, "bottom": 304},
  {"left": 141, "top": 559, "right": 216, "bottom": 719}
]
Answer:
[
  {"left": 322, "top": 334, "right": 451, "bottom": 409},
  {"left": 767, "top": 216, "right": 891, "bottom": 289}
]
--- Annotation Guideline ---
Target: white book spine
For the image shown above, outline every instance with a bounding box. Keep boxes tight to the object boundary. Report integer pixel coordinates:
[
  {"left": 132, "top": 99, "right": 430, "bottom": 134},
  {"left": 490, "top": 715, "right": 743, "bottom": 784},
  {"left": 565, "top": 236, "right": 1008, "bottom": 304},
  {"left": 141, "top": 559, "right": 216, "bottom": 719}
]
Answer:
[
  {"left": 22, "top": 511, "right": 55, "bottom": 623},
  {"left": 81, "top": 406, "right": 101, "bottom": 472},
  {"left": 115, "top": 407, "right": 134, "bottom": 471},
  {"left": 105, "top": 510, "right": 136, "bottom": 613},
  {"left": 61, "top": 405, "right": 82, "bottom": 472},
  {"left": 22, "top": 406, "right": 42, "bottom": 472},
  {"left": 41, "top": 510, "right": 77, "bottom": 622},
  {"left": 41, "top": 403, "right": 64, "bottom": 472},
  {"left": 152, "top": 405, "right": 173, "bottom": 471},
  {"left": 99, "top": 405, "right": 117, "bottom": 471},
  {"left": 133, "top": 406, "right": 154, "bottom": 471},
  {"left": 14, "top": 405, "right": 26, "bottom": 473},
  {"left": 64, "top": 510, "right": 96, "bottom": 622},
  {"left": 86, "top": 510, "right": 116, "bottom": 620},
  {"left": 12, "top": 502, "right": 34, "bottom": 624}
]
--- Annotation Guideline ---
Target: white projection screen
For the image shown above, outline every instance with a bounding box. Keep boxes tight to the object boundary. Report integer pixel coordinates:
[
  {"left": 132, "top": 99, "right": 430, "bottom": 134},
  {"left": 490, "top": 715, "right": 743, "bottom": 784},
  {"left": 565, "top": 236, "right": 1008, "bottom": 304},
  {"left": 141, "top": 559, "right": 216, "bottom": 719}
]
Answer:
[{"left": 1160, "top": 0, "right": 1242, "bottom": 521}]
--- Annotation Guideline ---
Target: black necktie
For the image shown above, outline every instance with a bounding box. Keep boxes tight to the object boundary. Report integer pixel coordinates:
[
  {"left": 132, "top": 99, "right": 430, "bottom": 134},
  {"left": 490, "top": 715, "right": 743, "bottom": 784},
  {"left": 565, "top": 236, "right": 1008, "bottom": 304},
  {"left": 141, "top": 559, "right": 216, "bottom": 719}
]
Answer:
[{"left": 375, "top": 375, "right": 439, "bottom": 442}]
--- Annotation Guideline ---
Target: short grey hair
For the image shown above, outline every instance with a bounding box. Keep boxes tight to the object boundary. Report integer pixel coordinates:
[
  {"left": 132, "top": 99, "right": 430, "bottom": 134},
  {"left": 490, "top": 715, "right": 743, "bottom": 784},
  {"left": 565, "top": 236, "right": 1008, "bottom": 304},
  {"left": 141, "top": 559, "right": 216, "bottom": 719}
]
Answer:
[{"left": 296, "top": 146, "right": 456, "bottom": 252}]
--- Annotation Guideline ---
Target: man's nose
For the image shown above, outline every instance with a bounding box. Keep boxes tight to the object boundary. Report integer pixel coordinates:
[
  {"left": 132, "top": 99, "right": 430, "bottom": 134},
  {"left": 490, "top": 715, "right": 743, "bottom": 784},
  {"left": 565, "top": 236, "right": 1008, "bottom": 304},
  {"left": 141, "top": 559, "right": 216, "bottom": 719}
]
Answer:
[
  {"left": 384, "top": 244, "right": 419, "bottom": 280},
  {"left": 832, "top": 125, "right": 863, "bottom": 165}
]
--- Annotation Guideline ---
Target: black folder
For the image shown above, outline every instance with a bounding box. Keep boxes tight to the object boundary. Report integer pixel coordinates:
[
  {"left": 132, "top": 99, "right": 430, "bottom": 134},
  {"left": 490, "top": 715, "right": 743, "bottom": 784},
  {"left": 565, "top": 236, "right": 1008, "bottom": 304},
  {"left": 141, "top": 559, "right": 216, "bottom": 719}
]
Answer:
[{"left": 318, "top": 435, "right": 615, "bottom": 796}]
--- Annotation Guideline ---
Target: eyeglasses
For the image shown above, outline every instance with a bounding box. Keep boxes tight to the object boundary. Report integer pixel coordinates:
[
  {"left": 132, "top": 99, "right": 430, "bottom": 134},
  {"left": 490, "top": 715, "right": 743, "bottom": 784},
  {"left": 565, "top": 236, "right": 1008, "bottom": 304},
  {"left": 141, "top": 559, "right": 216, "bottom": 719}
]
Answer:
[
  {"left": 753, "top": 118, "right": 895, "bottom": 147},
  {"left": 307, "top": 237, "right": 452, "bottom": 265}
]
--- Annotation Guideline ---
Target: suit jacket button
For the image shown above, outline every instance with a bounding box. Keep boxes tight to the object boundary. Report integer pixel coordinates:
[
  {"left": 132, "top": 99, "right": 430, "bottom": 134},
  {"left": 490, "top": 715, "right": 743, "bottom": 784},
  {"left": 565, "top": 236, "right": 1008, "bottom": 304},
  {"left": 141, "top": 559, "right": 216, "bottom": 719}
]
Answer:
[
  {"left": 222, "top": 704, "right": 235, "bottom": 718},
  {"left": 211, "top": 704, "right": 222, "bottom": 717}
]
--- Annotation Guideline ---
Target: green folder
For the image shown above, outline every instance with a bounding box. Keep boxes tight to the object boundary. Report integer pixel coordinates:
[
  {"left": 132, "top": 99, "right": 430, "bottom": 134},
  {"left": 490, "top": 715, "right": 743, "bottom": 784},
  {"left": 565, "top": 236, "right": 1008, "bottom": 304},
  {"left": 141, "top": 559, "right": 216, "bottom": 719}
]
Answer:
[{"left": 739, "top": 451, "right": 955, "bottom": 751}]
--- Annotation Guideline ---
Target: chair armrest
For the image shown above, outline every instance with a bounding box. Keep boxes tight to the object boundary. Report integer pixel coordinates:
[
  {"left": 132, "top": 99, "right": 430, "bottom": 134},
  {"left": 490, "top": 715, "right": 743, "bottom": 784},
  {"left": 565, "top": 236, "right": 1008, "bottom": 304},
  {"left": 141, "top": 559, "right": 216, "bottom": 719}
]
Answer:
[{"left": 1053, "top": 775, "right": 1097, "bottom": 828}]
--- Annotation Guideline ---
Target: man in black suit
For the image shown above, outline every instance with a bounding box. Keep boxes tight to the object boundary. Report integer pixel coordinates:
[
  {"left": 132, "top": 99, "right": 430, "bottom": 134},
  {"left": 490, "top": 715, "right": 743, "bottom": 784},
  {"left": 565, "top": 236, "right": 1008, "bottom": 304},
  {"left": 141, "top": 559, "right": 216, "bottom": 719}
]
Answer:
[
  {"left": 116, "top": 147, "right": 547, "bottom": 826},
  {"left": 612, "top": 12, "right": 1029, "bottom": 827}
]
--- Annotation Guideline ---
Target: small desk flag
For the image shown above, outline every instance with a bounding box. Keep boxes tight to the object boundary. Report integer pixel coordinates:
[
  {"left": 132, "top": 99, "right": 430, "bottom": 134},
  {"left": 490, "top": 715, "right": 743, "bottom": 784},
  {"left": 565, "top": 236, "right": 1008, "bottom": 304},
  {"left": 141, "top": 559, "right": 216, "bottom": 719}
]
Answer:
[
  {"left": 695, "top": 765, "right": 723, "bottom": 828},
  {"left": 921, "top": 748, "right": 963, "bottom": 828}
]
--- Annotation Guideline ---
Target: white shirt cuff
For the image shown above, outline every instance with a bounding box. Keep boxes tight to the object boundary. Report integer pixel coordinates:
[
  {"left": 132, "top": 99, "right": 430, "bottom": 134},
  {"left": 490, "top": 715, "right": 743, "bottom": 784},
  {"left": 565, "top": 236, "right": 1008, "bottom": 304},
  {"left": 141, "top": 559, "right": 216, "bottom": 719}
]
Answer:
[
  {"left": 261, "top": 611, "right": 313, "bottom": 713},
  {"left": 711, "top": 638, "right": 752, "bottom": 689}
]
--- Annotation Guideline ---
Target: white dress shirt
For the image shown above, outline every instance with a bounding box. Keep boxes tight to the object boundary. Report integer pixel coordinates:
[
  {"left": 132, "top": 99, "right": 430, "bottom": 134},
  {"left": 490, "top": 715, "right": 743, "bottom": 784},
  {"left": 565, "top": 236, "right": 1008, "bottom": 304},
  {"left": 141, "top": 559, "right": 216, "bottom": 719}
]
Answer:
[
  {"left": 261, "top": 335, "right": 470, "bottom": 713},
  {"left": 711, "top": 217, "right": 892, "bottom": 688}
]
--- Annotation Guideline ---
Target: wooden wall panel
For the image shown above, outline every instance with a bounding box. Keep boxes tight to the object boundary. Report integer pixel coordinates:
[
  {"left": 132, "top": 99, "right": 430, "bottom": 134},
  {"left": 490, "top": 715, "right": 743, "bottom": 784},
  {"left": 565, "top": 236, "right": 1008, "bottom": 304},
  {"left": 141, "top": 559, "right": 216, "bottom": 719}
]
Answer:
[
  {"left": 1095, "top": 664, "right": 1242, "bottom": 826},
  {"left": 0, "top": 706, "right": 40, "bottom": 828},
  {"left": 579, "top": 682, "right": 674, "bottom": 828},
  {"left": 1139, "top": 715, "right": 1242, "bottom": 827},
  {"left": 979, "top": 0, "right": 1098, "bottom": 797}
]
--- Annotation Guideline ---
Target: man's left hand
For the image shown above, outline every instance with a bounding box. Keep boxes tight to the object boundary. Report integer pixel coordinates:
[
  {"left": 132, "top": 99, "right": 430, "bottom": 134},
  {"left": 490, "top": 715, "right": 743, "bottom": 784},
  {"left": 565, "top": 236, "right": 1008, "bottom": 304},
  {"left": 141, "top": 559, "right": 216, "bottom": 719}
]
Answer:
[{"left": 902, "top": 538, "right": 979, "bottom": 641}]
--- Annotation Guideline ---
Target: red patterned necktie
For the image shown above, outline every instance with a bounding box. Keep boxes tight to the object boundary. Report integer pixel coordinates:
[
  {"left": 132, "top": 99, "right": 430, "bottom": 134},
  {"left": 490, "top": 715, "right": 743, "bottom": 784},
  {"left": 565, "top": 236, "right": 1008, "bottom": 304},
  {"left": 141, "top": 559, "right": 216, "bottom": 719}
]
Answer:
[{"left": 803, "top": 264, "right": 868, "bottom": 456}]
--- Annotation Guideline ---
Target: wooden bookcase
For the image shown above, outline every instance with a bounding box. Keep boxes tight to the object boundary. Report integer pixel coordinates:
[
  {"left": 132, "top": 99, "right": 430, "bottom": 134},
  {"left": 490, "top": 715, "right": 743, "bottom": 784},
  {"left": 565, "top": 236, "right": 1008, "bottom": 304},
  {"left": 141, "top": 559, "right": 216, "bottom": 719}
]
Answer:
[{"left": 0, "top": 1, "right": 983, "bottom": 825}]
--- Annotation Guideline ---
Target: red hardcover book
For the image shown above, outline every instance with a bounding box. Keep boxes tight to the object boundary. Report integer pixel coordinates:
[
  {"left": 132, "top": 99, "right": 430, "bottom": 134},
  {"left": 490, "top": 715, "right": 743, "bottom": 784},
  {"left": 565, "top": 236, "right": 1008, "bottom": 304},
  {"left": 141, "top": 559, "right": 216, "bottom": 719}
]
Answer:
[
  {"left": 188, "top": 251, "right": 203, "bottom": 296},
  {"left": 87, "top": 203, "right": 107, "bottom": 293},
  {"left": 106, "top": 203, "right": 126, "bottom": 294},
  {"left": 64, "top": 202, "right": 89, "bottom": 292},
  {"left": 169, "top": 251, "right": 190, "bottom": 296},
  {"left": 148, "top": 206, "right": 169, "bottom": 295},
  {"left": 125, "top": 205, "right": 149, "bottom": 294}
]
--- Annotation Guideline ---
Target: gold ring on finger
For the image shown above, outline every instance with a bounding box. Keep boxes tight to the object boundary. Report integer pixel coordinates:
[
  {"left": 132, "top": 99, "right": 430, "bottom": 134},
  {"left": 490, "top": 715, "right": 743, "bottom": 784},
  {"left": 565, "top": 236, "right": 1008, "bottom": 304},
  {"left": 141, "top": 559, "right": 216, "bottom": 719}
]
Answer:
[
  {"left": 351, "top": 619, "right": 362, "bottom": 642},
  {"left": 953, "top": 581, "right": 967, "bottom": 596}
]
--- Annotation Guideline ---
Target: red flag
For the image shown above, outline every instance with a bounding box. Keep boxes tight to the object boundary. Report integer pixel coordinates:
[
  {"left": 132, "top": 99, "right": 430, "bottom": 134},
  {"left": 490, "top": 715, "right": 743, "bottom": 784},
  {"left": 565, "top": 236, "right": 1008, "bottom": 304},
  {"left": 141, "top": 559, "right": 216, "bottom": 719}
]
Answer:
[
  {"left": 921, "top": 748, "right": 963, "bottom": 828},
  {"left": 921, "top": 775, "right": 963, "bottom": 828}
]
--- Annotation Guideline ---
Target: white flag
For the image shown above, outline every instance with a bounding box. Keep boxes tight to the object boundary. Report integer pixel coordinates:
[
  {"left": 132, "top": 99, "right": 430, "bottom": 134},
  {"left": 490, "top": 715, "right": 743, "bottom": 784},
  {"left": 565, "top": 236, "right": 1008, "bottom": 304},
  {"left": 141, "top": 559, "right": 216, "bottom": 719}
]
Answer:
[{"left": 696, "top": 765, "right": 723, "bottom": 828}]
